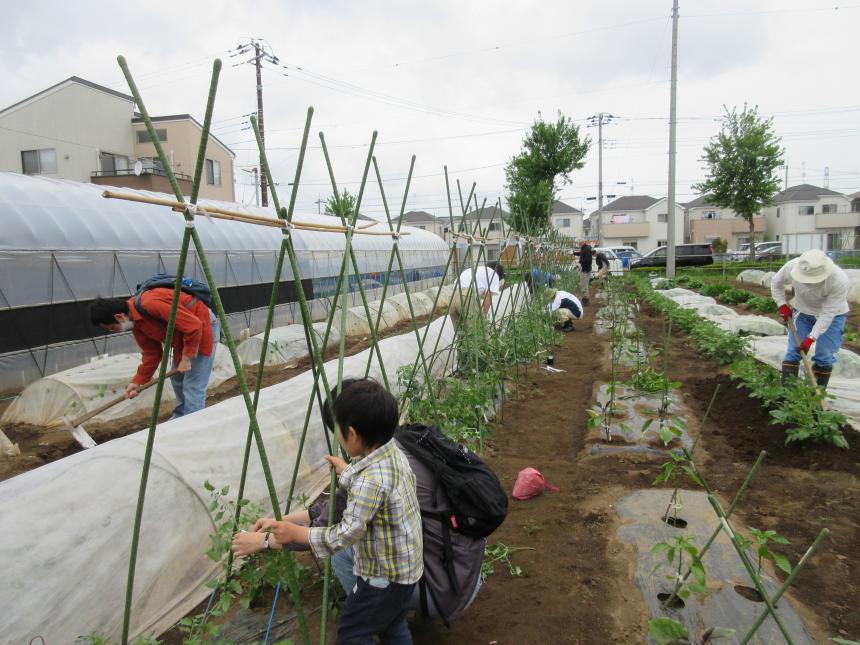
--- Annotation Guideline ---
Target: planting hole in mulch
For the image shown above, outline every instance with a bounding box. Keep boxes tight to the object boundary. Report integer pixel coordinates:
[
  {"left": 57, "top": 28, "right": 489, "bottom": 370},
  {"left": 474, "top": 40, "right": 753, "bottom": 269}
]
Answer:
[
  {"left": 734, "top": 585, "right": 765, "bottom": 603},
  {"left": 662, "top": 516, "right": 688, "bottom": 528},
  {"left": 657, "top": 593, "right": 685, "bottom": 609}
]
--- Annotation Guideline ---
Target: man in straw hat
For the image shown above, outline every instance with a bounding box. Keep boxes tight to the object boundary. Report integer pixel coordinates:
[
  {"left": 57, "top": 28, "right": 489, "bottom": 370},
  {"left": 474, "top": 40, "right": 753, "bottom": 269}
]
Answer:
[{"left": 770, "top": 249, "right": 850, "bottom": 389}]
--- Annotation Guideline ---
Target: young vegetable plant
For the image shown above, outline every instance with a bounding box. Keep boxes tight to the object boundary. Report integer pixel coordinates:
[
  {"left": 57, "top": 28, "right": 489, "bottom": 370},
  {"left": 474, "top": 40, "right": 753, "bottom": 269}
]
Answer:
[
  {"left": 648, "top": 618, "right": 735, "bottom": 645},
  {"left": 481, "top": 542, "right": 534, "bottom": 581},
  {"left": 738, "top": 528, "right": 793, "bottom": 579},
  {"left": 651, "top": 535, "right": 707, "bottom": 604}
]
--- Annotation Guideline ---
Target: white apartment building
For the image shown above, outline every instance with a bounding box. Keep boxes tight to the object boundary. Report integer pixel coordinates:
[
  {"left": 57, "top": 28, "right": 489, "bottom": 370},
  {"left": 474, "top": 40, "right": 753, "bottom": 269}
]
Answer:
[
  {"left": 599, "top": 195, "right": 685, "bottom": 253},
  {"left": 549, "top": 200, "right": 584, "bottom": 240},
  {"left": 762, "top": 184, "right": 858, "bottom": 253},
  {"left": 0, "top": 76, "right": 235, "bottom": 201}
]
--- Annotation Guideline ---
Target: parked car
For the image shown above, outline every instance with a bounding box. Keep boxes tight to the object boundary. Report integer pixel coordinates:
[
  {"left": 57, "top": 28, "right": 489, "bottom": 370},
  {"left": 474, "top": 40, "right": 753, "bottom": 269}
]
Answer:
[
  {"left": 730, "top": 241, "right": 782, "bottom": 261},
  {"left": 594, "top": 247, "right": 625, "bottom": 275},
  {"left": 630, "top": 243, "right": 714, "bottom": 269},
  {"left": 607, "top": 246, "right": 642, "bottom": 269}
]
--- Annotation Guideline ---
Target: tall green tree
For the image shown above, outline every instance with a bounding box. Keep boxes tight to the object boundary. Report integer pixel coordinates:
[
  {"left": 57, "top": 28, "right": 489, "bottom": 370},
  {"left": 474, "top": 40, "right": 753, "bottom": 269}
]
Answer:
[
  {"left": 694, "top": 106, "right": 784, "bottom": 261},
  {"left": 324, "top": 189, "right": 357, "bottom": 220},
  {"left": 505, "top": 112, "right": 590, "bottom": 234}
]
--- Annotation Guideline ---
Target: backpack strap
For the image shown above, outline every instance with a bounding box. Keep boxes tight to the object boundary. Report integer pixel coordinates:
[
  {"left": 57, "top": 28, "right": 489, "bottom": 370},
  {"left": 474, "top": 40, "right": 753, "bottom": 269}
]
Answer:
[{"left": 421, "top": 509, "right": 460, "bottom": 596}]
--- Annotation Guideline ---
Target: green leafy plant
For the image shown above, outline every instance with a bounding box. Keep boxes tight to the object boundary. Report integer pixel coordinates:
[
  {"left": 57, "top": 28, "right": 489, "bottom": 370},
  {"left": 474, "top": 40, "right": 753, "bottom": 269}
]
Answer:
[
  {"left": 746, "top": 296, "right": 778, "bottom": 314},
  {"left": 481, "top": 542, "right": 533, "bottom": 580},
  {"left": 686, "top": 278, "right": 704, "bottom": 290},
  {"left": 651, "top": 534, "right": 706, "bottom": 601},
  {"left": 738, "top": 528, "right": 792, "bottom": 578},
  {"left": 702, "top": 283, "right": 730, "bottom": 298},
  {"left": 719, "top": 287, "right": 754, "bottom": 305},
  {"left": 649, "top": 618, "right": 735, "bottom": 645},
  {"left": 655, "top": 279, "right": 676, "bottom": 290}
]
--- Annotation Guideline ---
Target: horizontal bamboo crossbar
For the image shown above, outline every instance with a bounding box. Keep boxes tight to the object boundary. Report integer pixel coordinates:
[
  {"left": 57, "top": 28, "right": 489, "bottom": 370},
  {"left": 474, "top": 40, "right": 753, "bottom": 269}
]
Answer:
[{"left": 101, "top": 190, "right": 407, "bottom": 236}]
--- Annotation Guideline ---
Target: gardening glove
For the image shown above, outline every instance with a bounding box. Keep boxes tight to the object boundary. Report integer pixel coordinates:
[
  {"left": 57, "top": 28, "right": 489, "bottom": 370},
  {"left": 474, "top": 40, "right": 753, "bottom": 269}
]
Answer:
[
  {"left": 778, "top": 304, "right": 792, "bottom": 321},
  {"left": 798, "top": 336, "right": 814, "bottom": 354}
]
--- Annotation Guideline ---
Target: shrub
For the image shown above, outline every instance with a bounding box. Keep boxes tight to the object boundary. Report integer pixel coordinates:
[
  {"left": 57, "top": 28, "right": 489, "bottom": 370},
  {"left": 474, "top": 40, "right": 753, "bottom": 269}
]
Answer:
[
  {"left": 746, "top": 296, "right": 778, "bottom": 314},
  {"left": 719, "top": 287, "right": 753, "bottom": 305},
  {"left": 686, "top": 278, "right": 704, "bottom": 290},
  {"left": 702, "top": 283, "right": 730, "bottom": 298},
  {"left": 655, "top": 279, "right": 675, "bottom": 290}
]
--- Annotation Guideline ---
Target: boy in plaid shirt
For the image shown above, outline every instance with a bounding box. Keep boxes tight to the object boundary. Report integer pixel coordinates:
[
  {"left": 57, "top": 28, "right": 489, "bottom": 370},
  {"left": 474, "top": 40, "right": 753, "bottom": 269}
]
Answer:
[{"left": 244, "top": 379, "right": 423, "bottom": 643}]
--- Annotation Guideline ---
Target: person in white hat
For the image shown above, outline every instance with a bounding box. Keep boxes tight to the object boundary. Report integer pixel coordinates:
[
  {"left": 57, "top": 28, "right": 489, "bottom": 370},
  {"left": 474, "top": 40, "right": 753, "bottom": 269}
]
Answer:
[
  {"left": 770, "top": 249, "right": 850, "bottom": 389},
  {"left": 545, "top": 288, "right": 583, "bottom": 332}
]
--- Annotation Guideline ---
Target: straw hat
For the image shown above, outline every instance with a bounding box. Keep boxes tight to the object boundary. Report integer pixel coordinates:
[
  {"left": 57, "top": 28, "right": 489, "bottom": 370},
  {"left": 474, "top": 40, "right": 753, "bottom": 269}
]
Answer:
[
  {"left": 546, "top": 288, "right": 558, "bottom": 300},
  {"left": 790, "top": 249, "right": 835, "bottom": 284}
]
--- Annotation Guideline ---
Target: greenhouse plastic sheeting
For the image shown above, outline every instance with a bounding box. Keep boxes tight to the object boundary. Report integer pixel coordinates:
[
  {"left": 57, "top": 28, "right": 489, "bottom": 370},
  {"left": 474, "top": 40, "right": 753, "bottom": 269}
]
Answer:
[
  {"left": 1, "top": 346, "right": 237, "bottom": 427},
  {"left": 667, "top": 294, "right": 716, "bottom": 307},
  {"left": 386, "top": 291, "right": 435, "bottom": 319},
  {"left": 719, "top": 315, "right": 786, "bottom": 337},
  {"left": 0, "top": 314, "right": 458, "bottom": 643},
  {"left": 696, "top": 303, "right": 738, "bottom": 318},
  {"left": 235, "top": 323, "right": 339, "bottom": 367},
  {"left": 759, "top": 271, "right": 776, "bottom": 287}
]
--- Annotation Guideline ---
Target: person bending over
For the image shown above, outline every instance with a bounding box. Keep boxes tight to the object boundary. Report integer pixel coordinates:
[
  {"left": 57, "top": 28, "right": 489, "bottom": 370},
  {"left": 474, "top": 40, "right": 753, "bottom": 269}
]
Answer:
[
  {"left": 233, "top": 379, "right": 423, "bottom": 643},
  {"left": 574, "top": 243, "right": 593, "bottom": 305},
  {"left": 89, "top": 290, "right": 218, "bottom": 418},
  {"left": 771, "top": 249, "right": 850, "bottom": 390},
  {"left": 546, "top": 288, "right": 584, "bottom": 332},
  {"left": 449, "top": 261, "right": 505, "bottom": 326}
]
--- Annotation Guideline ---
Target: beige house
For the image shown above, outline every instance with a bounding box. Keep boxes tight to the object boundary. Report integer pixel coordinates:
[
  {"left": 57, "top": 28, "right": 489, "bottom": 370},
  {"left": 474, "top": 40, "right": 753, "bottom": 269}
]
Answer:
[
  {"left": 684, "top": 195, "right": 764, "bottom": 249},
  {"left": 0, "top": 76, "right": 234, "bottom": 201},
  {"left": 599, "top": 195, "right": 685, "bottom": 253},
  {"left": 549, "top": 200, "right": 584, "bottom": 239},
  {"left": 762, "top": 184, "right": 858, "bottom": 253}
]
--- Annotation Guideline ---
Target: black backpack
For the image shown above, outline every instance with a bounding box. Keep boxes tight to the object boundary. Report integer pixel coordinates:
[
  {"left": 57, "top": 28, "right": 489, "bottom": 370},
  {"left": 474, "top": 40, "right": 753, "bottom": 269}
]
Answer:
[
  {"left": 395, "top": 423, "right": 508, "bottom": 539},
  {"left": 134, "top": 273, "right": 212, "bottom": 318}
]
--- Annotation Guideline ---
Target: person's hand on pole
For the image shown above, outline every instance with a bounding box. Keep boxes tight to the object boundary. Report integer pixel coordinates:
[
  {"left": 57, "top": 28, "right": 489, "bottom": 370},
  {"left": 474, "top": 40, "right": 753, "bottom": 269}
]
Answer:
[
  {"left": 778, "top": 304, "right": 792, "bottom": 321},
  {"left": 799, "top": 337, "right": 814, "bottom": 354}
]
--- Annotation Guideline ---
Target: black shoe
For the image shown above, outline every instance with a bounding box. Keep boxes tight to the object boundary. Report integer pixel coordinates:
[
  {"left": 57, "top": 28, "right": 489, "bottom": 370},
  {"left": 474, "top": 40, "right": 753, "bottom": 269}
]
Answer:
[
  {"left": 812, "top": 365, "right": 832, "bottom": 389},
  {"left": 562, "top": 321, "right": 575, "bottom": 332},
  {"left": 582, "top": 297, "right": 590, "bottom": 306}
]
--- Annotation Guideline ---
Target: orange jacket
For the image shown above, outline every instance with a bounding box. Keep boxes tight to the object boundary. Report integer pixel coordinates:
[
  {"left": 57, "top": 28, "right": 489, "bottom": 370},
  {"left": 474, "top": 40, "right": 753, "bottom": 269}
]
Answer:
[{"left": 127, "top": 288, "right": 214, "bottom": 385}]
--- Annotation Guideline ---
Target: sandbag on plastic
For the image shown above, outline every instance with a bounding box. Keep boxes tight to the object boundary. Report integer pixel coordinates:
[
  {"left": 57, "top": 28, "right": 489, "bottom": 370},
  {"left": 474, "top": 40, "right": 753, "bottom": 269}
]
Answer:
[
  {"left": 235, "top": 322, "right": 339, "bottom": 367},
  {"left": 387, "top": 291, "right": 435, "bottom": 320},
  {"left": 737, "top": 269, "right": 766, "bottom": 284},
  {"left": 0, "top": 315, "right": 457, "bottom": 643},
  {"left": 1, "top": 347, "right": 236, "bottom": 427}
]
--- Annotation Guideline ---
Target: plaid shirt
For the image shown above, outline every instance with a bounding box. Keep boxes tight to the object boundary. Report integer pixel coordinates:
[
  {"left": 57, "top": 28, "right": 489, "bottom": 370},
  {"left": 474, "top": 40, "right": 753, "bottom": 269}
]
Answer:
[{"left": 308, "top": 439, "right": 423, "bottom": 584}]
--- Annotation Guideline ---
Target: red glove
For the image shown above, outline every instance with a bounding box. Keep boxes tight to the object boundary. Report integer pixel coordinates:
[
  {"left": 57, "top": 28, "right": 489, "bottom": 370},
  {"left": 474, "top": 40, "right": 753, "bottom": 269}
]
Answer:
[
  {"left": 799, "top": 337, "right": 814, "bottom": 354},
  {"left": 778, "top": 304, "right": 792, "bottom": 321}
]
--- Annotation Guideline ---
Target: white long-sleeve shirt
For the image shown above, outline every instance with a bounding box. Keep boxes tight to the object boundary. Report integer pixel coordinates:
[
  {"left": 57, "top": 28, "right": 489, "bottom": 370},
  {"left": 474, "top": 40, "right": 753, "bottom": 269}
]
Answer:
[
  {"left": 547, "top": 290, "right": 584, "bottom": 319},
  {"left": 770, "top": 258, "right": 850, "bottom": 339}
]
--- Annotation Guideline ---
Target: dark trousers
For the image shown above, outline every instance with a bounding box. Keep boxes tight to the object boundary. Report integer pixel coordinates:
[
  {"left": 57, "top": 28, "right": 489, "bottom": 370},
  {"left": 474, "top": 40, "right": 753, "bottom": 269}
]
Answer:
[{"left": 337, "top": 577, "right": 416, "bottom": 644}]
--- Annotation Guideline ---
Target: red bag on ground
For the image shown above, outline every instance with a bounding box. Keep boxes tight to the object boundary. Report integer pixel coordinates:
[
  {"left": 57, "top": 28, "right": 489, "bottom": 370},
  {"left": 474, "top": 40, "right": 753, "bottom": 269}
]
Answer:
[{"left": 512, "top": 467, "right": 560, "bottom": 500}]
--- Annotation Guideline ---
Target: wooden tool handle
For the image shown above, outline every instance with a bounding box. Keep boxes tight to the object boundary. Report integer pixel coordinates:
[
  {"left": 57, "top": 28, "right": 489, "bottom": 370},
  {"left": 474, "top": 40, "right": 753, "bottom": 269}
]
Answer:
[
  {"left": 786, "top": 317, "right": 824, "bottom": 406},
  {"left": 71, "top": 369, "right": 179, "bottom": 426}
]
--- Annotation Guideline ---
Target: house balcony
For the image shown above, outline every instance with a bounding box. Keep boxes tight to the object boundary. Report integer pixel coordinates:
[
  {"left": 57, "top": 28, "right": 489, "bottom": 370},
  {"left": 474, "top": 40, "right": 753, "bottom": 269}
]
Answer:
[
  {"left": 90, "top": 168, "right": 193, "bottom": 194},
  {"left": 603, "top": 222, "right": 650, "bottom": 238},
  {"left": 815, "top": 212, "right": 860, "bottom": 229},
  {"left": 690, "top": 216, "right": 764, "bottom": 243}
]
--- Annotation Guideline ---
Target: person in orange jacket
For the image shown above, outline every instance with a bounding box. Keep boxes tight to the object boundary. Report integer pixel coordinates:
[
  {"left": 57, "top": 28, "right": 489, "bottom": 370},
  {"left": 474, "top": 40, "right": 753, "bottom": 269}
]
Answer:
[{"left": 89, "top": 288, "right": 219, "bottom": 418}]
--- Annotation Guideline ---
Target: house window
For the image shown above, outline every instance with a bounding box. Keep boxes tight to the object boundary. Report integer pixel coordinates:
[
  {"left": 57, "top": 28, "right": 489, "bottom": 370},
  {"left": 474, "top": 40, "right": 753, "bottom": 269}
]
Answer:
[
  {"left": 557, "top": 217, "right": 570, "bottom": 228},
  {"left": 798, "top": 205, "right": 814, "bottom": 216},
  {"left": 822, "top": 204, "right": 838, "bottom": 214},
  {"left": 776, "top": 208, "right": 780, "bottom": 218},
  {"left": 488, "top": 222, "right": 500, "bottom": 232},
  {"left": 99, "top": 152, "right": 129, "bottom": 174},
  {"left": 657, "top": 239, "right": 667, "bottom": 247},
  {"left": 827, "top": 233, "right": 844, "bottom": 250},
  {"left": 205, "top": 159, "right": 222, "bottom": 186},
  {"left": 657, "top": 213, "right": 668, "bottom": 223},
  {"left": 622, "top": 240, "right": 638, "bottom": 249},
  {"left": 704, "top": 211, "right": 718, "bottom": 220},
  {"left": 21, "top": 148, "right": 57, "bottom": 175},
  {"left": 136, "top": 128, "right": 168, "bottom": 144},
  {"left": 417, "top": 225, "right": 425, "bottom": 230}
]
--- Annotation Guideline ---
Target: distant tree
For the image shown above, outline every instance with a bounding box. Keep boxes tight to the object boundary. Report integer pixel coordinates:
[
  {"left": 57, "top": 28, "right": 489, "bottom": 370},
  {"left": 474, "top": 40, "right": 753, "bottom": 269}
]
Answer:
[
  {"left": 711, "top": 237, "right": 728, "bottom": 254},
  {"left": 694, "top": 106, "right": 784, "bottom": 261},
  {"left": 324, "top": 189, "right": 357, "bottom": 220},
  {"left": 505, "top": 112, "right": 590, "bottom": 234}
]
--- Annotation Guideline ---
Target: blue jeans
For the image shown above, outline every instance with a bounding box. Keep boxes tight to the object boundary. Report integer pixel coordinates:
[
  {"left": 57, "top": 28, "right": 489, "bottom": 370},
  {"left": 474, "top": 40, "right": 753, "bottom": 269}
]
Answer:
[
  {"left": 784, "top": 312, "right": 847, "bottom": 369},
  {"left": 170, "top": 312, "right": 219, "bottom": 418},
  {"left": 336, "top": 573, "right": 415, "bottom": 644},
  {"left": 332, "top": 547, "right": 482, "bottom": 621}
]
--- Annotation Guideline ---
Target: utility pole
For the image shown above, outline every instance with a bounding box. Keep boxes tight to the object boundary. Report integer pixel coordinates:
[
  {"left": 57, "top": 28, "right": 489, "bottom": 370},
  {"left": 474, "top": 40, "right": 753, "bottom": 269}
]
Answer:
[
  {"left": 232, "top": 39, "right": 280, "bottom": 208},
  {"left": 666, "top": 0, "right": 679, "bottom": 278},
  {"left": 315, "top": 194, "right": 325, "bottom": 214},
  {"left": 587, "top": 112, "right": 615, "bottom": 244}
]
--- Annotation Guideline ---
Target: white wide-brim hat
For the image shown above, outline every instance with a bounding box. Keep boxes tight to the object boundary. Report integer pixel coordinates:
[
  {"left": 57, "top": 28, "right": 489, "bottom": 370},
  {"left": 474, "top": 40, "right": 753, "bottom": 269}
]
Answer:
[{"left": 791, "top": 249, "right": 835, "bottom": 284}]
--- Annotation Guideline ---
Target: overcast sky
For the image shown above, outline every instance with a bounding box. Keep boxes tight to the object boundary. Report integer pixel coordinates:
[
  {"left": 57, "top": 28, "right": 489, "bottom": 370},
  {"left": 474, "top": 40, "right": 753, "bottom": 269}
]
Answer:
[{"left": 2, "top": 0, "right": 859, "bottom": 220}]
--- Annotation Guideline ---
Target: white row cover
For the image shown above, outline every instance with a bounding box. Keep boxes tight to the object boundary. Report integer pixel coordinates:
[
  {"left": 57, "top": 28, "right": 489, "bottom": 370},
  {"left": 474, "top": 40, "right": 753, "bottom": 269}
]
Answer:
[
  {"left": 660, "top": 287, "right": 786, "bottom": 336},
  {"left": 0, "top": 287, "right": 527, "bottom": 643},
  {"left": 236, "top": 322, "right": 340, "bottom": 368},
  {"left": 1, "top": 347, "right": 237, "bottom": 427},
  {"left": 739, "top": 267, "right": 860, "bottom": 303}
]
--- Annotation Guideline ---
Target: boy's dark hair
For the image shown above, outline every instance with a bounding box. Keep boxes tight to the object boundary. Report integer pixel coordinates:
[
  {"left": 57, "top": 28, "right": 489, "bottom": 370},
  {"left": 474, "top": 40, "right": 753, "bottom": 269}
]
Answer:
[
  {"left": 89, "top": 297, "right": 130, "bottom": 326},
  {"left": 332, "top": 378, "right": 399, "bottom": 448},
  {"left": 320, "top": 378, "right": 360, "bottom": 433},
  {"left": 487, "top": 261, "right": 505, "bottom": 281}
]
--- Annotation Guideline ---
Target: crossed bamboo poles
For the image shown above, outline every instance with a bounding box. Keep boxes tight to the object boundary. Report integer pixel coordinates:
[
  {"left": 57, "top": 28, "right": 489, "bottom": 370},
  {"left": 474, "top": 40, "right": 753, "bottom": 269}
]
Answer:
[{"left": 113, "top": 54, "right": 570, "bottom": 645}]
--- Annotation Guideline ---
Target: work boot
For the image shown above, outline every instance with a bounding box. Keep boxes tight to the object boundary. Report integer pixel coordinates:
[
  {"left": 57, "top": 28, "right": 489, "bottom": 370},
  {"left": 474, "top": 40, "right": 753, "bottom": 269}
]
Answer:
[
  {"left": 562, "top": 320, "right": 575, "bottom": 332},
  {"left": 812, "top": 365, "right": 832, "bottom": 390},
  {"left": 582, "top": 296, "right": 590, "bottom": 306},
  {"left": 781, "top": 361, "right": 799, "bottom": 385}
]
